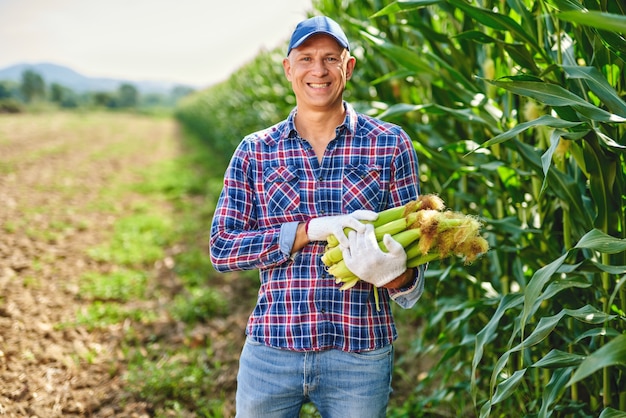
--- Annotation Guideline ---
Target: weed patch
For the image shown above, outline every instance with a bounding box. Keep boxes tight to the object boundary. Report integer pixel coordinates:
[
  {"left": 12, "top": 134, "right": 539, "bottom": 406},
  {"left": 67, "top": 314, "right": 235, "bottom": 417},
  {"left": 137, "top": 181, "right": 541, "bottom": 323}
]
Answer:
[
  {"left": 125, "top": 349, "right": 225, "bottom": 416},
  {"left": 87, "top": 212, "right": 171, "bottom": 266},
  {"left": 73, "top": 301, "right": 157, "bottom": 331},
  {"left": 80, "top": 268, "right": 148, "bottom": 302}
]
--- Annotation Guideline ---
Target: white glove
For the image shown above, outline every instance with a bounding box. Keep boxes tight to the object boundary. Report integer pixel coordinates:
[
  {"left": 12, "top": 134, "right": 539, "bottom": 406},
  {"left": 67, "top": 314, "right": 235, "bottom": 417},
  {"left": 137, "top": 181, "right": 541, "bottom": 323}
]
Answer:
[
  {"left": 307, "top": 210, "right": 378, "bottom": 247},
  {"left": 342, "top": 223, "right": 407, "bottom": 287}
]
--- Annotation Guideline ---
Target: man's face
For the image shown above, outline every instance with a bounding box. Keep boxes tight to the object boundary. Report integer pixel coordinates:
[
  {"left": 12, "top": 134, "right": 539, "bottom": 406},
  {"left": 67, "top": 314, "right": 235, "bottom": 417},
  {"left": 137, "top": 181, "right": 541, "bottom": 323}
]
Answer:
[{"left": 283, "top": 34, "right": 355, "bottom": 112}]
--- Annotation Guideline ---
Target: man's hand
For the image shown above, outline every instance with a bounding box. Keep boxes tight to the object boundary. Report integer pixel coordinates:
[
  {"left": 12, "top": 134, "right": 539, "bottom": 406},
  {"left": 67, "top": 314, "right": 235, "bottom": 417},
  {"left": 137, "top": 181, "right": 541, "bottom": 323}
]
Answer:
[
  {"left": 342, "top": 224, "right": 407, "bottom": 288},
  {"left": 307, "top": 210, "right": 378, "bottom": 247}
]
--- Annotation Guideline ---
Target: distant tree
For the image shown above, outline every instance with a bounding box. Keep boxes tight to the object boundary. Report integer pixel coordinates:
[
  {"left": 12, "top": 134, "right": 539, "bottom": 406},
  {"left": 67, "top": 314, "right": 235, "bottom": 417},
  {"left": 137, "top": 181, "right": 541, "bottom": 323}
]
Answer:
[
  {"left": 50, "top": 83, "right": 79, "bottom": 108},
  {"left": 117, "top": 83, "right": 139, "bottom": 108},
  {"left": 20, "top": 69, "right": 46, "bottom": 102},
  {"left": 0, "top": 98, "right": 23, "bottom": 114},
  {"left": 92, "top": 91, "right": 117, "bottom": 108},
  {"left": 0, "top": 81, "right": 14, "bottom": 99},
  {"left": 141, "top": 93, "right": 166, "bottom": 107},
  {"left": 171, "top": 85, "right": 195, "bottom": 103},
  {"left": 50, "top": 83, "right": 64, "bottom": 103}
]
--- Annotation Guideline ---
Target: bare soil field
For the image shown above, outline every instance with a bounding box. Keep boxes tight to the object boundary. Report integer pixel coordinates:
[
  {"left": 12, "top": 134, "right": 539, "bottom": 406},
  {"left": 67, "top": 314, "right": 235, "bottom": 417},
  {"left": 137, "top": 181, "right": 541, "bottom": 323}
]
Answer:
[
  {"left": 0, "top": 112, "right": 427, "bottom": 418},
  {"left": 0, "top": 112, "right": 246, "bottom": 417}
]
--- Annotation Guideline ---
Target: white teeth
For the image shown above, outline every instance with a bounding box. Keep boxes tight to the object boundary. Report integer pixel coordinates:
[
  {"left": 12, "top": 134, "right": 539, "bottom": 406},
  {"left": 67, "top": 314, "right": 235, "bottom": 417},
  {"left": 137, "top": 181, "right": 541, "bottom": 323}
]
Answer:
[{"left": 309, "top": 83, "right": 329, "bottom": 88}]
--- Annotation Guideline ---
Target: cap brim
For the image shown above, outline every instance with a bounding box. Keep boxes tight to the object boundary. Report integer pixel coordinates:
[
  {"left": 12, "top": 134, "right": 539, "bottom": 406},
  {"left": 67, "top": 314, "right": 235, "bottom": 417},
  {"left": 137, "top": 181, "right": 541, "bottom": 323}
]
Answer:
[{"left": 288, "top": 32, "right": 349, "bottom": 54}]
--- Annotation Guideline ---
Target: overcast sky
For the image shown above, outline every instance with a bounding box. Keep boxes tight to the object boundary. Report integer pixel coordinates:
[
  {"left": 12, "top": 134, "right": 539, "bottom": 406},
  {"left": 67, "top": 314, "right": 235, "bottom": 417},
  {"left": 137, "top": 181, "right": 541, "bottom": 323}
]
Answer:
[{"left": 0, "top": 0, "right": 312, "bottom": 88}]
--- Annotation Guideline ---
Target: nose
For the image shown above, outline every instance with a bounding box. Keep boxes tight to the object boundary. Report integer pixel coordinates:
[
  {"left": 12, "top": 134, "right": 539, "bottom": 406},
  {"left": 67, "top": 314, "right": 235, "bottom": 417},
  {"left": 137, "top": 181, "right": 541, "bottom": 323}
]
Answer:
[{"left": 311, "top": 59, "right": 328, "bottom": 76}]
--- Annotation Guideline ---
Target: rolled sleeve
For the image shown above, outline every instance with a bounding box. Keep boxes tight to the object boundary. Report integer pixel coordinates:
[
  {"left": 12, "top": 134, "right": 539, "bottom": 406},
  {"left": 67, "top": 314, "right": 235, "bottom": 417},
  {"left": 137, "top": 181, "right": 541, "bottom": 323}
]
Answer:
[
  {"left": 279, "top": 221, "right": 300, "bottom": 256},
  {"left": 388, "top": 265, "right": 426, "bottom": 309}
]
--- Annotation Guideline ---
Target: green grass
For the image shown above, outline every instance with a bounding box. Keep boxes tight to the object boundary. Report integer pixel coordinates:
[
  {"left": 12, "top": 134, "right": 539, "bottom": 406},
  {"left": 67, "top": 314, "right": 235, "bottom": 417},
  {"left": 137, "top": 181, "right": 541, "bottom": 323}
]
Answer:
[
  {"left": 73, "top": 301, "right": 158, "bottom": 331},
  {"left": 124, "top": 348, "right": 225, "bottom": 417},
  {"left": 170, "top": 286, "right": 229, "bottom": 324},
  {"left": 69, "top": 121, "right": 236, "bottom": 415},
  {"left": 80, "top": 269, "right": 148, "bottom": 302},
  {"left": 86, "top": 212, "right": 171, "bottom": 266}
]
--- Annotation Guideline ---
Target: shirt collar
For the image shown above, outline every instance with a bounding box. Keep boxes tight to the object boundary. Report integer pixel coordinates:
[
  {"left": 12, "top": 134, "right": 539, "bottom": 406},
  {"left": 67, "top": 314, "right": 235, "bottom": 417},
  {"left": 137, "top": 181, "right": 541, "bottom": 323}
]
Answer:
[
  {"left": 282, "top": 101, "right": 357, "bottom": 141},
  {"left": 342, "top": 101, "right": 358, "bottom": 136}
]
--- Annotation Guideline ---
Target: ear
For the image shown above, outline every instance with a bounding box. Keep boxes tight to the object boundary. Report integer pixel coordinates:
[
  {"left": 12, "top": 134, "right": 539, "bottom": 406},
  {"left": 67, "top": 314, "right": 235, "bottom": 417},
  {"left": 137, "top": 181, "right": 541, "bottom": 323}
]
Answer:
[
  {"left": 283, "top": 57, "right": 292, "bottom": 81},
  {"left": 345, "top": 56, "right": 356, "bottom": 80}
]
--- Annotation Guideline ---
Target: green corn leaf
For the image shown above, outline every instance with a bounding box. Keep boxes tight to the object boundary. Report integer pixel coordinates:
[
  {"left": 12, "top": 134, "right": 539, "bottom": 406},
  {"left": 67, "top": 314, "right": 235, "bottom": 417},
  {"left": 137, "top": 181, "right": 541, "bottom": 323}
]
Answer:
[
  {"left": 563, "top": 66, "right": 626, "bottom": 117},
  {"left": 479, "top": 400, "right": 493, "bottom": 418},
  {"left": 477, "top": 114, "right": 583, "bottom": 150},
  {"left": 514, "top": 139, "right": 594, "bottom": 231},
  {"left": 539, "top": 129, "right": 587, "bottom": 194},
  {"left": 563, "top": 305, "right": 615, "bottom": 324},
  {"left": 573, "top": 327, "right": 621, "bottom": 345},
  {"left": 583, "top": 136, "right": 612, "bottom": 230},
  {"left": 488, "top": 313, "right": 563, "bottom": 390},
  {"left": 454, "top": 31, "right": 539, "bottom": 71},
  {"left": 608, "top": 275, "right": 626, "bottom": 318},
  {"left": 599, "top": 407, "right": 626, "bottom": 418},
  {"left": 454, "top": 30, "right": 497, "bottom": 44},
  {"left": 447, "top": 0, "right": 545, "bottom": 59},
  {"left": 377, "top": 103, "right": 426, "bottom": 120},
  {"left": 556, "top": 10, "right": 626, "bottom": 59},
  {"left": 488, "top": 79, "right": 626, "bottom": 122},
  {"left": 429, "top": 105, "right": 491, "bottom": 124},
  {"left": 545, "top": 169, "right": 594, "bottom": 233},
  {"left": 360, "top": 31, "right": 438, "bottom": 76},
  {"left": 558, "top": 10, "right": 626, "bottom": 34},
  {"left": 471, "top": 294, "right": 524, "bottom": 404},
  {"left": 370, "top": 0, "right": 441, "bottom": 18},
  {"left": 506, "top": 0, "right": 535, "bottom": 30},
  {"left": 503, "top": 42, "right": 541, "bottom": 72},
  {"left": 491, "top": 369, "right": 527, "bottom": 404},
  {"left": 493, "top": 306, "right": 613, "bottom": 400},
  {"left": 595, "top": 130, "right": 626, "bottom": 150},
  {"left": 515, "top": 311, "right": 566, "bottom": 350},
  {"left": 547, "top": 0, "right": 586, "bottom": 12},
  {"left": 379, "top": 102, "right": 493, "bottom": 126},
  {"left": 521, "top": 253, "right": 568, "bottom": 332},
  {"left": 541, "top": 274, "right": 591, "bottom": 301},
  {"left": 589, "top": 260, "right": 626, "bottom": 275},
  {"left": 575, "top": 229, "right": 626, "bottom": 254},
  {"left": 538, "top": 368, "right": 574, "bottom": 418},
  {"left": 568, "top": 334, "right": 626, "bottom": 386},
  {"left": 531, "top": 349, "right": 585, "bottom": 368},
  {"left": 425, "top": 51, "right": 480, "bottom": 95}
]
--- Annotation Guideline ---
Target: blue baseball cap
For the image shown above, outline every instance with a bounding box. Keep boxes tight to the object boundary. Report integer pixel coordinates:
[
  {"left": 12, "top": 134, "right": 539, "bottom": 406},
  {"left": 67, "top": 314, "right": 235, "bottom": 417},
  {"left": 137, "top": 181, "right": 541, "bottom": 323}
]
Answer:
[{"left": 287, "top": 16, "right": 350, "bottom": 56}]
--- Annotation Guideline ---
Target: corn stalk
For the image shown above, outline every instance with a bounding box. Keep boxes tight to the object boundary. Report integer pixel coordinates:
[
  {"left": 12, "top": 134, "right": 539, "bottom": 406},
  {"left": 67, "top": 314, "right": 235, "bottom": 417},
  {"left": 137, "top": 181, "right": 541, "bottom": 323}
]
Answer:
[{"left": 176, "top": 0, "right": 626, "bottom": 415}]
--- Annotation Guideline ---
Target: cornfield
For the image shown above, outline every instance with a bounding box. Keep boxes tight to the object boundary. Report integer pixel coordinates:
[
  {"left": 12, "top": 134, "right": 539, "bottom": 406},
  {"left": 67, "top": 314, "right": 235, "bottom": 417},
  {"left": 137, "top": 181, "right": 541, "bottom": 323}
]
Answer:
[{"left": 176, "top": 0, "right": 626, "bottom": 416}]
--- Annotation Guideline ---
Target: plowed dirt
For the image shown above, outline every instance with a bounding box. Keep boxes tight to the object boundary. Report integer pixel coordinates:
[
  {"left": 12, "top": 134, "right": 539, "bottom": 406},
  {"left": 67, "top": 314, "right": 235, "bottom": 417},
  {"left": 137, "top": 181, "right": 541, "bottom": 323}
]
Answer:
[
  {"left": 0, "top": 112, "right": 247, "bottom": 417},
  {"left": 0, "top": 112, "right": 424, "bottom": 418}
]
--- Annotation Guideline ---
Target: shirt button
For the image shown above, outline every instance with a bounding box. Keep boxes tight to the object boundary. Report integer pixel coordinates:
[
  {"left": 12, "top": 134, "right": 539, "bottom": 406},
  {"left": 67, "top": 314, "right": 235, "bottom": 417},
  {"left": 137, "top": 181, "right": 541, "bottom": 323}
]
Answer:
[{"left": 321, "top": 308, "right": 327, "bottom": 314}]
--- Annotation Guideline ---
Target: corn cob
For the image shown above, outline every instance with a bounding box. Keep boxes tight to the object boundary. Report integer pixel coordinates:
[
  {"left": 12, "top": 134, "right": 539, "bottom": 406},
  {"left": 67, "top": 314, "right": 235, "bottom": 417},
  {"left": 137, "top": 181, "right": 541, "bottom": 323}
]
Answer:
[
  {"left": 321, "top": 195, "right": 489, "bottom": 311},
  {"left": 321, "top": 212, "right": 420, "bottom": 266},
  {"left": 338, "top": 276, "right": 360, "bottom": 290},
  {"left": 406, "top": 235, "right": 489, "bottom": 267},
  {"left": 326, "top": 194, "right": 445, "bottom": 247},
  {"left": 327, "top": 228, "right": 422, "bottom": 278}
]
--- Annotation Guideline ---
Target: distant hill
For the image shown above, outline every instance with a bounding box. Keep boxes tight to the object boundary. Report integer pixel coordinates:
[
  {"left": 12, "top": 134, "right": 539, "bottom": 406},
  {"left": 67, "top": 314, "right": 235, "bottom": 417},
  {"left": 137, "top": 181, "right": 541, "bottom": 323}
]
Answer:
[{"left": 0, "top": 62, "right": 196, "bottom": 95}]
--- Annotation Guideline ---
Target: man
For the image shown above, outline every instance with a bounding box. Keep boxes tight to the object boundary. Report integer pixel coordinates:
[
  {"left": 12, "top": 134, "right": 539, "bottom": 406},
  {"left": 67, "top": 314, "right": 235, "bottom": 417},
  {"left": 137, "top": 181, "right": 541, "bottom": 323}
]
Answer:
[{"left": 210, "top": 15, "right": 425, "bottom": 417}]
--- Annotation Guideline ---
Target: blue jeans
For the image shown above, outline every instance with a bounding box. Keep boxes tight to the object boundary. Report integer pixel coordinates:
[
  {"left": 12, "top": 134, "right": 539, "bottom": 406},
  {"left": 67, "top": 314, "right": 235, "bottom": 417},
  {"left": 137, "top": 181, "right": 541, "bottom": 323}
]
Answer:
[{"left": 235, "top": 337, "right": 393, "bottom": 418}]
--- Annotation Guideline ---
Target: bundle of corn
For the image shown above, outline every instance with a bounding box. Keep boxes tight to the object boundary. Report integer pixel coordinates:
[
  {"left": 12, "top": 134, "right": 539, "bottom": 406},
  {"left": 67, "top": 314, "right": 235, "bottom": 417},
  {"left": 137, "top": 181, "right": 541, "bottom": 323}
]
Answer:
[{"left": 322, "top": 194, "right": 489, "bottom": 309}]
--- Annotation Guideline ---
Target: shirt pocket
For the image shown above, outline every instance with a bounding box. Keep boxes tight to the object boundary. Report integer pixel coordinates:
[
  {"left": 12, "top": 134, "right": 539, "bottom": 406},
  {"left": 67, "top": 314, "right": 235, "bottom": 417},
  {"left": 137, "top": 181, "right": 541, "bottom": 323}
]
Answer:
[
  {"left": 263, "top": 165, "right": 301, "bottom": 214},
  {"left": 342, "top": 164, "right": 382, "bottom": 212}
]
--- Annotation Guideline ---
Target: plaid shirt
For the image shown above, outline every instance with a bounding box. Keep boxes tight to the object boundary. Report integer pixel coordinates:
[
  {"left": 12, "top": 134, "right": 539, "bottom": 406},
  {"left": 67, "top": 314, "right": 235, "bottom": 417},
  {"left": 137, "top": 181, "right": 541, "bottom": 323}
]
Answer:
[{"left": 210, "top": 102, "right": 424, "bottom": 352}]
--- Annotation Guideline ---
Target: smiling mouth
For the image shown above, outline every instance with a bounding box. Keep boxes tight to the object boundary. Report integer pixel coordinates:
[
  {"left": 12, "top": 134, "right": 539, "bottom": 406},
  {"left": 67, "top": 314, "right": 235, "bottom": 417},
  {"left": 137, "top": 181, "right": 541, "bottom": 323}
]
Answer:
[{"left": 308, "top": 82, "right": 330, "bottom": 88}]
